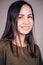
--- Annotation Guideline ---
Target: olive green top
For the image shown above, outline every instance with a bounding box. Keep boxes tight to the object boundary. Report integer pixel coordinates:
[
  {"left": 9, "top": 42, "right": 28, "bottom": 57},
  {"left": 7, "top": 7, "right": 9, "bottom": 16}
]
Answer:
[{"left": 0, "top": 40, "right": 42, "bottom": 65}]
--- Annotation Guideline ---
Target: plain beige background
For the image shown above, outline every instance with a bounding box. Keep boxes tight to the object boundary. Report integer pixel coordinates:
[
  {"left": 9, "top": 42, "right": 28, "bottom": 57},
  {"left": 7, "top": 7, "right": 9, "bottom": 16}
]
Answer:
[{"left": 0, "top": 0, "right": 43, "bottom": 60}]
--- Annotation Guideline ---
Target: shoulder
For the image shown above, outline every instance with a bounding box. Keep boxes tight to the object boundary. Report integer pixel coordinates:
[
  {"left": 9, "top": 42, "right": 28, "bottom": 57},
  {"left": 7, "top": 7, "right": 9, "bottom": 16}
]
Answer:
[
  {"left": 0, "top": 40, "right": 11, "bottom": 50},
  {"left": 35, "top": 44, "right": 42, "bottom": 63},
  {"left": 36, "top": 44, "right": 42, "bottom": 63},
  {"left": 35, "top": 44, "right": 42, "bottom": 65},
  {"left": 0, "top": 40, "right": 11, "bottom": 65},
  {"left": 35, "top": 44, "right": 41, "bottom": 59},
  {"left": 35, "top": 44, "right": 41, "bottom": 55}
]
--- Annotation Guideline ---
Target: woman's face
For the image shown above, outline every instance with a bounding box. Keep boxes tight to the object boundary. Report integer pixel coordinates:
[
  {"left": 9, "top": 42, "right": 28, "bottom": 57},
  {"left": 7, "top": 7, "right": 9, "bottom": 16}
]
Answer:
[{"left": 17, "top": 4, "right": 33, "bottom": 35}]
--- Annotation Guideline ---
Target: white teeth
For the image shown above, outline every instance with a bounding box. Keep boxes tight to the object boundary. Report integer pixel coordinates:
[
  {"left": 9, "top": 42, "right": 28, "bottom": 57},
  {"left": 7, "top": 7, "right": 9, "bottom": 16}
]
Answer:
[{"left": 21, "top": 26, "right": 30, "bottom": 30}]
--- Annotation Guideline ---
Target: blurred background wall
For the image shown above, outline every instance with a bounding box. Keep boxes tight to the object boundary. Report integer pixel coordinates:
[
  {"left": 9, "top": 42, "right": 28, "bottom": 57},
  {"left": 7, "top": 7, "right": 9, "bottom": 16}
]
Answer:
[{"left": 0, "top": 0, "right": 43, "bottom": 60}]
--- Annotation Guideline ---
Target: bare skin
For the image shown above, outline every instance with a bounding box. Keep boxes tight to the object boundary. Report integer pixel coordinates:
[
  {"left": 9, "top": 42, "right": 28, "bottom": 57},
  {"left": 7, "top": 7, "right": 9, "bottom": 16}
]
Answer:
[{"left": 12, "top": 4, "right": 33, "bottom": 47}]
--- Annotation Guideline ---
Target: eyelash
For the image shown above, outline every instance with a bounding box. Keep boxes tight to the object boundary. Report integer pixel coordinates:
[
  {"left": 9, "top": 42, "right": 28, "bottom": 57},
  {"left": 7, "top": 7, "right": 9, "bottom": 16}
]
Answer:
[
  {"left": 18, "top": 17, "right": 23, "bottom": 19},
  {"left": 18, "top": 16, "right": 33, "bottom": 19},
  {"left": 18, "top": 17, "right": 22, "bottom": 18},
  {"left": 28, "top": 16, "right": 33, "bottom": 18}
]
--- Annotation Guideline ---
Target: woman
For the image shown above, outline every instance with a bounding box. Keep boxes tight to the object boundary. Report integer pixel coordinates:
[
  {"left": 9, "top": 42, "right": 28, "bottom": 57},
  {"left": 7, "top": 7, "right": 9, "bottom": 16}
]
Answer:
[{"left": 0, "top": 0, "right": 42, "bottom": 65}]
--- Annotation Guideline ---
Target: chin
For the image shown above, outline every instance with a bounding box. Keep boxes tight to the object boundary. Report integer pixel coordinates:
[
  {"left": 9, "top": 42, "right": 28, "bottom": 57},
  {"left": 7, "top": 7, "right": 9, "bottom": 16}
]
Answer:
[{"left": 19, "top": 30, "right": 31, "bottom": 35}]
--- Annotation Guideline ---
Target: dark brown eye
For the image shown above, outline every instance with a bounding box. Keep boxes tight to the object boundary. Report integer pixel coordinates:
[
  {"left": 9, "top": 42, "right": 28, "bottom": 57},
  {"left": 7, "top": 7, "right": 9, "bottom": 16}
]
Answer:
[
  {"left": 18, "top": 17, "right": 22, "bottom": 18},
  {"left": 18, "top": 16, "right": 23, "bottom": 19},
  {"left": 28, "top": 16, "right": 33, "bottom": 18}
]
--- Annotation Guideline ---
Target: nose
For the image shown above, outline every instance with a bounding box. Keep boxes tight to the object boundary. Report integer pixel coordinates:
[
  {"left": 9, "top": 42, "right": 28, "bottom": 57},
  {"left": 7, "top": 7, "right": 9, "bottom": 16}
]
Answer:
[{"left": 24, "top": 18, "right": 29, "bottom": 24}]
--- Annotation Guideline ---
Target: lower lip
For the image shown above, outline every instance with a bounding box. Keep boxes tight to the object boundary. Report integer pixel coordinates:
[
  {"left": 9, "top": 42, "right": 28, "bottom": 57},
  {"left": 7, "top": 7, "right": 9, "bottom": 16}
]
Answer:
[{"left": 21, "top": 26, "right": 30, "bottom": 30}]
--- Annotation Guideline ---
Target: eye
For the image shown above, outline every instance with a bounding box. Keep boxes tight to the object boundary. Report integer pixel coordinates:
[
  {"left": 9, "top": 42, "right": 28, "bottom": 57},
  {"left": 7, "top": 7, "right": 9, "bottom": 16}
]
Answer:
[
  {"left": 18, "top": 16, "right": 23, "bottom": 19},
  {"left": 18, "top": 17, "right": 22, "bottom": 19},
  {"left": 28, "top": 16, "right": 33, "bottom": 19}
]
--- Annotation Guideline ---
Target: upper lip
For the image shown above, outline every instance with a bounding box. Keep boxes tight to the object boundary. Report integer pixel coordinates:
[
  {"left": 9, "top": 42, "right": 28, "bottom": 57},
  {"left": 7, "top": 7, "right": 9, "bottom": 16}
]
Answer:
[{"left": 21, "top": 25, "right": 30, "bottom": 27}]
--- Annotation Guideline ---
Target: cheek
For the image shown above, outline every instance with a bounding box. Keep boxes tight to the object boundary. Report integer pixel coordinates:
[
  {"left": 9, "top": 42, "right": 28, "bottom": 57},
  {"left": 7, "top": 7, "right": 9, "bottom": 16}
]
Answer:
[
  {"left": 29, "top": 19, "right": 34, "bottom": 28},
  {"left": 18, "top": 19, "right": 33, "bottom": 26},
  {"left": 31, "top": 21, "right": 33, "bottom": 28},
  {"left": 17, "top": 19, "right": 23, "bottom": 25},
  {"left": 17, "top": 21, "right": 33, "bottom": 35}
]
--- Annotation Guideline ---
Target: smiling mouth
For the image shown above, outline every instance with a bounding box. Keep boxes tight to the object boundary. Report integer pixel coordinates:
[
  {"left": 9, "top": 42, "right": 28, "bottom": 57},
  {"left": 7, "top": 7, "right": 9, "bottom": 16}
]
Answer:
[{"left": 21, "top": 26, "right": 30, "bottom": 30}]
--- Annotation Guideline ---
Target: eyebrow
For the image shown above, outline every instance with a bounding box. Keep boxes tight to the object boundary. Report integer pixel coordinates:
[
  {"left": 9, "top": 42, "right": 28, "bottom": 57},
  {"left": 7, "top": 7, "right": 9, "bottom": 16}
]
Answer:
[{"left": 19, "top": 14, "right": 32, "bottom": 16}]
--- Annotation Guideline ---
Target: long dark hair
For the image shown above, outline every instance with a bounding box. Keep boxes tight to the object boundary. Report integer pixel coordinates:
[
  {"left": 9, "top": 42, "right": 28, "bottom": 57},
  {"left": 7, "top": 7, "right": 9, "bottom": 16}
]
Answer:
[{"left": 1, "top": 0, "right": 36, "bottom": 58}]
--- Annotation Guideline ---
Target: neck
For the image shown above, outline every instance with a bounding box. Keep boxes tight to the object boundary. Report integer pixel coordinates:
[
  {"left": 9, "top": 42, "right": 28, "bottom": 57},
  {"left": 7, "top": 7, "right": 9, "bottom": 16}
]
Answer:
[{"left": 12, "top": 34, "right": 27, "bottom": 47}]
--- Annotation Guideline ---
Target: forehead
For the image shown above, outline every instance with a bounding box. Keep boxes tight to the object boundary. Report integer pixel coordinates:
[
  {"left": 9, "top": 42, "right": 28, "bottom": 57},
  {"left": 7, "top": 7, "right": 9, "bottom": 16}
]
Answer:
[{"left": 19, "top": 4, "right": 32, "bottom": 15}]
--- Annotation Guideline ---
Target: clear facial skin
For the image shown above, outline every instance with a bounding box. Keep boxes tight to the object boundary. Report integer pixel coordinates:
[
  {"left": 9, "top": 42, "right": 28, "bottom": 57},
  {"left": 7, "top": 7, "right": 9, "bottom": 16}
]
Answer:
[
  {"left": 17, "top": 4, "right": 33, "bottom": 35},
  {"left": 13, "top": 4, "right": 34, "bottom": 47}
]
